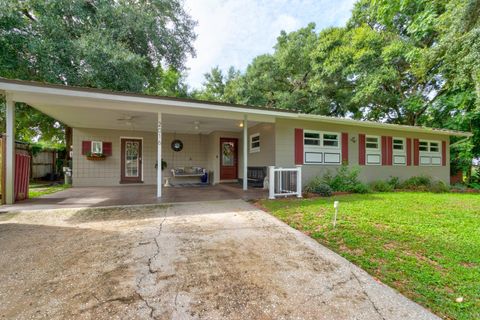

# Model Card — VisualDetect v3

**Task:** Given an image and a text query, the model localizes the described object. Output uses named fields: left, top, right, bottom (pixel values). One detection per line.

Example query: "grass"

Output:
left=258, top=192, right=480, bottom=320
left=29, top=183, right=70, bottom=198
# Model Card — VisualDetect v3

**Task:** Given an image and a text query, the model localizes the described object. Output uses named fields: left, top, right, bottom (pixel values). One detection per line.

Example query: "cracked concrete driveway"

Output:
left=0, top=200, right=439, bottom=319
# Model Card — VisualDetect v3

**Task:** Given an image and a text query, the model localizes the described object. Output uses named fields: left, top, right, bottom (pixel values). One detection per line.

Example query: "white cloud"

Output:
left=184, top=0, right=357, bottom=89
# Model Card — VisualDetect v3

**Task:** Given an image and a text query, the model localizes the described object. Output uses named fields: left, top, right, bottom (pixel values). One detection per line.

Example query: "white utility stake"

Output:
left=333, top=201, right=339, bottom=228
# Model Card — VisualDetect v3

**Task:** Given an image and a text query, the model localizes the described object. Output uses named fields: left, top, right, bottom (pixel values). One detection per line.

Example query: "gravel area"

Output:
left=0, top=200, right=439, bottom=319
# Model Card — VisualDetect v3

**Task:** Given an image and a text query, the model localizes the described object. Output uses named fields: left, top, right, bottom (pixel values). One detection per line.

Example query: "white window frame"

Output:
left=392, top=137, right=406, bottom=166
left=303, top=130, right=341, bottom=165
left=365, top=135, right=381, bottom=165
left=91, top=140, right=103, bottom=154
left=419, top=139, right=442, bottom=166
left=249, top=133, right=260, bottom=153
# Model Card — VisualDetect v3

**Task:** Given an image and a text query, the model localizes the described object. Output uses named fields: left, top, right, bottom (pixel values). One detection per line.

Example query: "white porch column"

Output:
left=5, top=94, right=15, bottom=204
left=243, top=114, right=248, bottom=191
left=157, top=112, right=162, bottom=198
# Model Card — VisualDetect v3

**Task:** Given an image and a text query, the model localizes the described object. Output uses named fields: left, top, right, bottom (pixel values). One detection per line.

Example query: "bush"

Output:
left=370, top=180, right=394, bottom=192
left=304, top=177, right=332, bottom=197
left=387, top=176, right=401, bottom=189
left=401, top=175, right=432, bottom=190
left=351, top=183, right=371, bottom=194
left=430, top=181, right=450, bottom=193
left=468, top=182, right=480, bottom=190
left=322, top=165, right=370, bottom=194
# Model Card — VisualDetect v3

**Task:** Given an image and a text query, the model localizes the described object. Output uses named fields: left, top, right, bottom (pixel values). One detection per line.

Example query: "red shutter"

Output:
left=413, top=139, right=420, bottom=166
left=387, top=136, right=393, bottom=165
left=341, top=132, right=349, bottom=164
left=358, top=134, right=366, bottom=165
left=442, top=141, right=447, bottom=166
left=406, top=138, right=412, bottom=166
left=294, top=128, right=304, bottom=165
left=82, top=141, right=91, bottom=155
left=103, top=142, right=112, bottom=156
left=381, top=136, right=387, bottom=165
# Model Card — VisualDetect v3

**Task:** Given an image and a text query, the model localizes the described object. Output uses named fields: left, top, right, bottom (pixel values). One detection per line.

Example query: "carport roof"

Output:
left=0, top=77, right=472, bottom=137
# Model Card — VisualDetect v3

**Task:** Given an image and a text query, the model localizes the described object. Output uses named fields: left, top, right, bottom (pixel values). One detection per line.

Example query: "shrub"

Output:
left=468, top=182, right=480, bottom=190
left=370, top=180, right=394, bottom=192
left=304, top=177, right=332, bottom=197
left=401, top=175, right=432, bottom=190
left=430, top=181, right=450, bottom=193
left=451, top=183, right=467, bottom=192
left=351, top=183, right=371, bottom=194
left=387, top=176, right=401, bottom=189
left=322, top=165, right=370, bottom=194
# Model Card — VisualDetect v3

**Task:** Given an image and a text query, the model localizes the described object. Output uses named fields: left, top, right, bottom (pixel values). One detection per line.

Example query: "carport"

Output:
left=1, top=183, right=267, bottom=211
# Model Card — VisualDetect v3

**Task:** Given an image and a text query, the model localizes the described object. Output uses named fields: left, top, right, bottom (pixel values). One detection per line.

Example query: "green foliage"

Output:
left=195, top=0, right=479, bottom=170
left=0, top=0, right=196, bottom=144
left=322, top=165, right=370, bottom=193
left=304, top=177, right=333, bottom=197
left=400, top=175, right=433, bottom=190
left=369, top=180, right=394, bottom=192
left=469, top=182, right=480, bottom=190
left=430, top=181, right=450, bottom=193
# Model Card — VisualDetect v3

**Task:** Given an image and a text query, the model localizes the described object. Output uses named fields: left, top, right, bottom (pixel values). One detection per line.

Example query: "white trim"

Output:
left=419, top=139, right=442, bottom=167
left=5, top=94, right=15, bottom=204
left=120, top=136, right=144, bottom=182
left=249, top=133, right=260, bottom=153
left=365, top=135, right=380, bottom=151
left=365, top=135, right=382, bottom=166
left=392, top=137, right=406, bottom=166
left=157, top=113, right=162, bottom=197
left=243, top=114, right=248, bottom=191
left=303, top=130, right=341, bottom=165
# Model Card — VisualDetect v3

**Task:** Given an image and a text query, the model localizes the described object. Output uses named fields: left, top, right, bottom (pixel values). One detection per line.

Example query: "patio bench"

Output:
left=246, top=166, right=267, bottom=188
left=171, top=167, right=206, bottom=178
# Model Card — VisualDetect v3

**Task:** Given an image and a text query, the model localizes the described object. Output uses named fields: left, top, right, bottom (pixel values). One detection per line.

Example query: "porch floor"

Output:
left=2, top=183, right=268, bottom=211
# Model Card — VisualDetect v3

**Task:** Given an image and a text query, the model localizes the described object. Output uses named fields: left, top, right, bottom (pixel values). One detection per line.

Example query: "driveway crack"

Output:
left=135, top=206, right=169, bottom=319
left=351, top=271, right=386, bottom=320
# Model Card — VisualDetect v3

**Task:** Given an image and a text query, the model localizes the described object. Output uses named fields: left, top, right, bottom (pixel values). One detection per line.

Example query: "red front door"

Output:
left=220, top=138, right=238, bottom=180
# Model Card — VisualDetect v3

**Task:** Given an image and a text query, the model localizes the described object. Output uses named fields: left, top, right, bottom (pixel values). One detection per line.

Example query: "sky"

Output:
left=183, top=0, right=357, bottom=89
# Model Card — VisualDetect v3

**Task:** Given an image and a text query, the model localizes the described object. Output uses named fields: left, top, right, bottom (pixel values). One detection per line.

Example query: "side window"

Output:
left=392, top=138, right=406, bottom=165
left=303, top=130, right=341, bottom=164
left=304, top=132, right=320, bottom=146
left=419, top=140, right=441, bottom=166
left=366, top=136, right=379, bottom=150
left=91, top=141, right=103, bottom=154
left=365, top=136, right=381, bottom=165
left=249, top=133, right=260, bottom=153
left=323, top=133, right=339, bottom=147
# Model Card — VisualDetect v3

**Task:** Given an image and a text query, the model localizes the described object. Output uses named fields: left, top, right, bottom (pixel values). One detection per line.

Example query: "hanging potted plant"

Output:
left=86, top=151, right=106, bottom=161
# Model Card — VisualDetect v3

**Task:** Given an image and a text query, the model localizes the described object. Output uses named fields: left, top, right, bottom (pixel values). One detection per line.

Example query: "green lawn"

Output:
left=258, top=192, right=480, bottom=320
left=29, top=183, right=70, bottom=198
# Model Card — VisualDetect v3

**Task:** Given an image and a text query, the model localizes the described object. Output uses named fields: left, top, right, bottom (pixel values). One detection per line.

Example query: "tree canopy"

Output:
left=0, top=0, right=196, bottom=144
left=196, top=0, right=480, bottom=174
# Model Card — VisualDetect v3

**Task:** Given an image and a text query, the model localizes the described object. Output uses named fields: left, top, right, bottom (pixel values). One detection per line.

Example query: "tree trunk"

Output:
left=64, top=125, right=72, bottom=164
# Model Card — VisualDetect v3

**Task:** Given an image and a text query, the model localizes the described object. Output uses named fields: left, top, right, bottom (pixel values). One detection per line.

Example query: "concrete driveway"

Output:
left=0, top=200, right=438, bottom=319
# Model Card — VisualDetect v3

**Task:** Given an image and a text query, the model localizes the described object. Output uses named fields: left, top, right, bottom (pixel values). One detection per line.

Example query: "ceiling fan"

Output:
left=117, top=114, right=137, bottom=126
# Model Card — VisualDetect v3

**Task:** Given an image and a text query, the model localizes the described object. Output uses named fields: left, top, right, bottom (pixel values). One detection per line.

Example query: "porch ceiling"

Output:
left=30, top=104, right=259, bottom=133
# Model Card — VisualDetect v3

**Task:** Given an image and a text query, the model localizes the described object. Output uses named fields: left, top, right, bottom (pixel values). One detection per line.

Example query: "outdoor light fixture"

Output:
left=193, top=120, right=200, bottom=130
left=239, top=122, right=244, bottom=128
left=351, top=136, right=357, bottom=143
